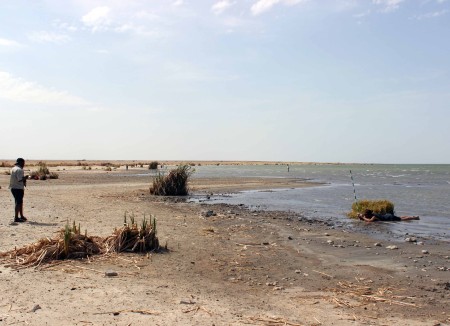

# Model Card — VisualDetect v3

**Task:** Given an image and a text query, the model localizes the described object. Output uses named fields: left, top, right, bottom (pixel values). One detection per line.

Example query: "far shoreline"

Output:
left=3, top=159, right=446, bottom=167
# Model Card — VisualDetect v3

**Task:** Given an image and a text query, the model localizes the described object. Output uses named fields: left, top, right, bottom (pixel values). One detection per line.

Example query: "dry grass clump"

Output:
left=150, top=164, right=194, bottom=196
left=100, top=162, right=120, bottom=168
left=104, top=212, right=158, bottom=253
left=30, top=162, right=59, bottom=180
left=0, top=215, right=160, bottom=269
left=330, top=281, right=418, bottom=307
left=149, top=161, right=159, bottom=170
left=347, top=199, right=395, bottom=219
left=0, top=222, right=101, bottom=269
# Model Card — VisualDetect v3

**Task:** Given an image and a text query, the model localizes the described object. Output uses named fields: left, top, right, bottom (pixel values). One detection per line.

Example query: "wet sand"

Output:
left=0, top=166, right=449, bottom=325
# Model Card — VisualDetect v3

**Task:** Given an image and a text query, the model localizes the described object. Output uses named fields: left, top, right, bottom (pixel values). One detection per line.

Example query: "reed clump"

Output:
left=149, top=164, right=194, bottom=196
left=0, top=214, right=160, bottom=269
left=347, top=199, right=395, bottom=219
left=149, top=161, right=159, bottom=170
left=30, top=162, right=59, bottom=180
left=104, top=212, right=158, bottom=253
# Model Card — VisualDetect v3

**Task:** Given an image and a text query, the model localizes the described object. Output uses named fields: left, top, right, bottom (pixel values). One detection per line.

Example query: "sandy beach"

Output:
left=0, top=164, right=449, bottom=325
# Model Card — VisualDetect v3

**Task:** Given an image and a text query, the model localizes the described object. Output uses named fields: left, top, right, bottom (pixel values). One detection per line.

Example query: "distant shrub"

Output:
left=347, top=199, right=395, bottom=219
left=49, top=172, right=59, bottom=179
left=37, top=162, right=50, bottom=175
left=150, top=165, right=194, bottom=196
left=101, top=162, right=119, bottom=168
left=105, top=166, right=112, bottom=171
left=31, top=162, right=58, bottom=180
left=149, top=161, right=159, bottom=170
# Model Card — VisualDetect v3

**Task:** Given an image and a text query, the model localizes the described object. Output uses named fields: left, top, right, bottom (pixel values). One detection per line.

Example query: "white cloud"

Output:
left=212, top=1, right=234, bottom=15
left=411, top=9, right=448, bottom=20
left=0, top=71, right=91, bottom=107
left=0, top=37, right=23, bottom=48
left=251, top=0, right=306, bottom=16
left=372, top=0, right=404, bottom=13
left=81, top=6, right=112, bottom=32
left=52, top=19, right=78, bottom=32
left=172, top=0, right=184, bottom=7
left=114, top=23, right=161, bottom=37
left=28, top=31, right=71, bottom=44
left=353, top=10, right=371, bottom=19
left=79, top=7, right=164, bottom=37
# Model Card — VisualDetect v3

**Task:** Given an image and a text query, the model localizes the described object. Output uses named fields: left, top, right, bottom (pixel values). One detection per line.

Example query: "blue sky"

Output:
left=1, top=0, right=449, bottom=163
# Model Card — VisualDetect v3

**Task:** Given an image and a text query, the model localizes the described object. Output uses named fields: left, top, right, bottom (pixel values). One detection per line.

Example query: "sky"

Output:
left=1, top=0, right=449, bottom=164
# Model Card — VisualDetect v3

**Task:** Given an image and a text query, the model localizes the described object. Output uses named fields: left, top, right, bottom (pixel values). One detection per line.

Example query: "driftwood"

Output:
left=330, top=281, right=419, bottom=308
left=247, top=316, right=304, bottom=326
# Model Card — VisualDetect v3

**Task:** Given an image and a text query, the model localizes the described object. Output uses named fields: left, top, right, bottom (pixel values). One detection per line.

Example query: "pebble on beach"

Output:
left=105, top=270, right=118, bottom=277
left=386, top=245, right=399, bottom=250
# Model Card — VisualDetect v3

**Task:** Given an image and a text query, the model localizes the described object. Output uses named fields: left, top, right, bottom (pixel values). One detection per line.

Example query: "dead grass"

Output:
left=30, top=162, right=59, bottom=180
left=0, top=216, right=159, bottom=269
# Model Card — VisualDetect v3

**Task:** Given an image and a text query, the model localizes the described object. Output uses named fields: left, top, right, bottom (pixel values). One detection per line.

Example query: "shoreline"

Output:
left=194, top=196, right=450, bottom=247
left=3, top=159, right=445, bottom=169
left=0, top=169, right=449, bottom=325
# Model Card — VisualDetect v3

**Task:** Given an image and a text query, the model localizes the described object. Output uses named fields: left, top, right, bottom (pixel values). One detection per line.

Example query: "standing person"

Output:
left=9, top=158, right=28, bottom=223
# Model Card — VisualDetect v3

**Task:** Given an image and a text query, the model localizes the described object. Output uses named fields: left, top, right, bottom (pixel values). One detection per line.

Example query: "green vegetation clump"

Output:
left=347, top=199, right=395, bottom=219
left=149, top=165, right=194, bottom=196
left=106, top=212, right=159, bottom=253
left=149, top=161, right=159, bottom=170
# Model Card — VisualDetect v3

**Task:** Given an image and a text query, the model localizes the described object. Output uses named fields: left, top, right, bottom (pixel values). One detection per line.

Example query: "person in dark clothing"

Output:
left=358, top=209, right=419, bottom=222
left=9, top=158, right=29, bottom=223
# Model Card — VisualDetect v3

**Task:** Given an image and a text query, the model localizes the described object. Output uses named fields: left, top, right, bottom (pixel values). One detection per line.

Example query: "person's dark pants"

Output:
left=11, top=189, right=24, bottom=210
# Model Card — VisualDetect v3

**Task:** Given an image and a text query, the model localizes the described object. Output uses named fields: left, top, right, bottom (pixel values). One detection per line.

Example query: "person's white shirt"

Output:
left=9, top=165, right=24, bottom=190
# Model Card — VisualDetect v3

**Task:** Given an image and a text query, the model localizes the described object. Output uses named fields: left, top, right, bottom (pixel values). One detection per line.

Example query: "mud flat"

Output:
left=0, top=167, right=449, bottom=325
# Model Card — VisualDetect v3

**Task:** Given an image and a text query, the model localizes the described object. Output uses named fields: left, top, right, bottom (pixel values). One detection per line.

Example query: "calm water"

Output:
left=189, top=164, right=450, bottom=242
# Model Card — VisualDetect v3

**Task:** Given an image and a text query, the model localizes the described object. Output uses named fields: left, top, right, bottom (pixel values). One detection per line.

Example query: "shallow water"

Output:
left=190, top=164, right=450, bottom=242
